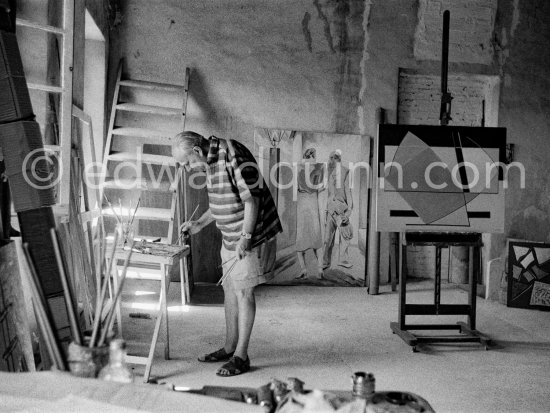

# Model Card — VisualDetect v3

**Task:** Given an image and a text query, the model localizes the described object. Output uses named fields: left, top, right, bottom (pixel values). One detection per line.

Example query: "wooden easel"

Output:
left=390, top=11, right=491, bottom=351
left=390, top=232, right=491, bottom=351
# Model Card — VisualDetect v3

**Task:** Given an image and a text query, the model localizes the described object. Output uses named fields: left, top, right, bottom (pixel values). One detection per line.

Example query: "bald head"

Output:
left=172, top=131, right=209, bottom=171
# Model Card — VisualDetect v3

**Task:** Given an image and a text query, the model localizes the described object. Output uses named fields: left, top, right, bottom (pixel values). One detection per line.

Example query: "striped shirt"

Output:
left=206, top=136, right=282, bottom=251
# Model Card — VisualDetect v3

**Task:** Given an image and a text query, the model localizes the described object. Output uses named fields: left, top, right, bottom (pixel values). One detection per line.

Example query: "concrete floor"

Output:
left=122, top=279, right=550, bottom=413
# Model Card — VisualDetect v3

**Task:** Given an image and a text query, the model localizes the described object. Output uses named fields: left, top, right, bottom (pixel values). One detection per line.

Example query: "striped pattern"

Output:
left=206, top=136, right=282, bottom=250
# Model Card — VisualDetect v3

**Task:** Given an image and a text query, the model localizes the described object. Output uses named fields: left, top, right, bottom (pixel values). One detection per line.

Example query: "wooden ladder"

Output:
left=101, top=60, right=189, bottom=244
left=15, top=1, right=74, bottom=205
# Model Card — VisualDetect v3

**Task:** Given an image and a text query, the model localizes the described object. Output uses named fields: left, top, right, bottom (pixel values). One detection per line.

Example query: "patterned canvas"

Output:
left=254, top=129, right=370, bottom=286
left=376, top=125, right=506, bottom=233
left=507, top=240, right=550, bottom=310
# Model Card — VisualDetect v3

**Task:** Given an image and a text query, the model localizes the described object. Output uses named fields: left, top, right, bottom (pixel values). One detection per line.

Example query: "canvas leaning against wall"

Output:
left=507, top=240, right=550, bottom=310
left=254, top=129, right=370, bottom=287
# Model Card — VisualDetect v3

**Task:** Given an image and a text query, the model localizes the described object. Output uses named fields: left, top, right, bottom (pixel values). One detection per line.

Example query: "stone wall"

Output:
left=106, top=0, right=550, bottom=284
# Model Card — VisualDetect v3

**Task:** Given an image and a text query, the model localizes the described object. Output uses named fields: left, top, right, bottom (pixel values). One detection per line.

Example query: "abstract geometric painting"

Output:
left=507, top=240, right=550, bottom=310
left=376, top=125, right=506, bottom=233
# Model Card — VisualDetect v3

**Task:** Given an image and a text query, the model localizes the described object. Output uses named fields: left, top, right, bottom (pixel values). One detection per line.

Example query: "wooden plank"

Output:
left=405, top=304, right=471, bottom=316
left=111, top=127, right=174, bottom=142
left=119, top=79, right=184, bottom=93
left=0, top=240, right=36, bottom=371
left=26, top=83, right=64, bottom=93
left=102, top=178, right=174, bottom=193
left=107, top=152, right=175, bottom=166
left=116, top=103, right=182, bottom=116
left=102, top=207, right=173, bottom=222
left=57, top=0, right=74, bottom=206
left=15, top=18, right=65, bottom=34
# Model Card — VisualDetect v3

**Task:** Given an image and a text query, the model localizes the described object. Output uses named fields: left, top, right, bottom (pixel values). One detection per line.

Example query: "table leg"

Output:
left=398, top=233, right=407, bottom=330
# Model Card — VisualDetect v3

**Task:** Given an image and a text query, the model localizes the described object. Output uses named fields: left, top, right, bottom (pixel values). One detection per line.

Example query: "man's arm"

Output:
left=180, top=209, right=214, bottom=235
left=236, top=197, right=260, bottom=259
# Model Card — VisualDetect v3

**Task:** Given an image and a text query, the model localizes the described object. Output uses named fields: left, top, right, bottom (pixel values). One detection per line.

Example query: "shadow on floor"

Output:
left=190, top=283, right=224, bottom=306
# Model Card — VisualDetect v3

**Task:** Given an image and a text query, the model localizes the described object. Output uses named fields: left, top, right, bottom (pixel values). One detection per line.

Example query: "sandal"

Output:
left=216, top=356, right=250, bottom=377
left=198, top=348, right=234, bottom=363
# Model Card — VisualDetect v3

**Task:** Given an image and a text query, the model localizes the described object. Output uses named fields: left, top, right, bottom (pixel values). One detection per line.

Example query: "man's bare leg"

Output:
left=218, top=287, right=255, bottom=375
left=234, top=286, right=255, bottom=359
left=223, top=284, right=239, bottom=353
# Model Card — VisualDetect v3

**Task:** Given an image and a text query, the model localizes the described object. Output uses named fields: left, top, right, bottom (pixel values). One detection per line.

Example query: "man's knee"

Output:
left=235, top=287, right=255, bottom=302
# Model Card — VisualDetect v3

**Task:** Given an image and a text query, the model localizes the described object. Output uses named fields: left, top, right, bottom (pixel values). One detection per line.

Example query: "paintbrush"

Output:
left=89, top=230, right=119, bottom=348
left=129, top=197, right=141, bottom=227
left=103, top=193, right=122, bottom=225
left=177, top=204, right=200, bottom=243
left=98, top=243, right=134, bottom=347
left=218, top=256, right=237, bottom=268
left=217, top=258, right=239, bottom=286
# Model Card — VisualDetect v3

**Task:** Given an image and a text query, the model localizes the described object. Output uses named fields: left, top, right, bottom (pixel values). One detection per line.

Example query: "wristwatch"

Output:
left=241, top=231, right=252, bottom=240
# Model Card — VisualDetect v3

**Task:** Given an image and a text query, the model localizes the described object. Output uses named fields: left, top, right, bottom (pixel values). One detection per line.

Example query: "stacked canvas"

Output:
left=0, top=28, right=55, bottom=212
left=0, top=31, right=33, bottom=123
left=0, top=122, right=55, bottom=211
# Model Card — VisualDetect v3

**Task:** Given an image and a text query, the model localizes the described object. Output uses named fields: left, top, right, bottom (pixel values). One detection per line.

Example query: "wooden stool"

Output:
left=111, top=242, right=190, bottom=382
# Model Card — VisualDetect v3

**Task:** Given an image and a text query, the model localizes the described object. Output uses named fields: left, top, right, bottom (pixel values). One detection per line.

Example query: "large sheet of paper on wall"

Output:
left=375, top=125, right=506, bottom=233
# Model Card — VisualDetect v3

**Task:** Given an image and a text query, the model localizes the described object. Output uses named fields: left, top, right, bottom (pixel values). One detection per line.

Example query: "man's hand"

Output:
left=236, top=236, right=252, bottom=260
left=179, top=220, right=201, bottom=235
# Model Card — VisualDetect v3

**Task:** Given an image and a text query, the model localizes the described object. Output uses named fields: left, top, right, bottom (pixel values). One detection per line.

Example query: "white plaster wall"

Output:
left=414, top=0, right=497, bottom=65
left=110, top=0, right=365, bottom=148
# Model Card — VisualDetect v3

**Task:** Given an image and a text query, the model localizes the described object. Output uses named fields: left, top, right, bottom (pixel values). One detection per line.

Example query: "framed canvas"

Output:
left=254, top=129, right=370, bottom=286
left=507, top=240, right=550, bottom=310
left=375, top=124, right=506, bottom=233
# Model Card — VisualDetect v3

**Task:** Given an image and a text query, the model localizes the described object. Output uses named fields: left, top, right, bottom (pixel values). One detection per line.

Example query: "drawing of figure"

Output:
left=295, top=148, right=325, bottom=279
left=323, top=150, right=353, bottom=269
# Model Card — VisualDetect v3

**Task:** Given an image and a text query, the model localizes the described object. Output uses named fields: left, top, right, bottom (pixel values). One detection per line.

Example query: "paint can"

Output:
left=351, top=371, right=375, bottom=399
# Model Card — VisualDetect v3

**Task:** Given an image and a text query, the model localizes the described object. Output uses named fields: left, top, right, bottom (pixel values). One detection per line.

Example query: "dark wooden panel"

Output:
left=185, top=174, right=221, bottom=284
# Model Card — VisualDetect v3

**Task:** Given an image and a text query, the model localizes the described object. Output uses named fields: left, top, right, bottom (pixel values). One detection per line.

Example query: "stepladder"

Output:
left=100, top=59, right=191, bottom=304
left=100, top=61, right=193, bottom=381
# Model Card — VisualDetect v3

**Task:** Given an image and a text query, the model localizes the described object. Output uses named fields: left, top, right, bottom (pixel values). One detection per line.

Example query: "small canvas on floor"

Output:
left=507, top=239, right=550, bottom=310
left=254, top=128, right=370, bottom=287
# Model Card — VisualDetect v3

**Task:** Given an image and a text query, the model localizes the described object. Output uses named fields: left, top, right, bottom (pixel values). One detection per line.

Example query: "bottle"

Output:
left=98, top=339, right=133, bottom=383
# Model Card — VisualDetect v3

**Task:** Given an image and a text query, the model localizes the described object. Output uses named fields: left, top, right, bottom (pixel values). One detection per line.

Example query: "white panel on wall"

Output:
left=414, top=0, right=497, bottom=65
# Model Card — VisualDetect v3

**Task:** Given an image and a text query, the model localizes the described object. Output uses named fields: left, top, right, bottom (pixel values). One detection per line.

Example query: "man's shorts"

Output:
left=220, top=237, right=277, bottom=290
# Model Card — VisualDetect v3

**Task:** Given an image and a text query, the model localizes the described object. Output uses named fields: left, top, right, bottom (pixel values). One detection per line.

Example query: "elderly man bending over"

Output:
left=174, top=131, right=281, bottom=377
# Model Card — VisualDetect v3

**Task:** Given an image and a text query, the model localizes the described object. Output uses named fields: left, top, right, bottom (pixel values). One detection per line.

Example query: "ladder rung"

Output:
left=102, top=178, right=175, bottom=193
left=16, top=18, right=66, bottom=35
left=111, top=127, right=174, bottom=143
left=107, top=152, right=175, bottom=166
left=102, top=207, right=173, bottom=221
left=116, top=103, right=182, bottom=116
left=43, top=145, right=61, bottom=152
left=27, top=83, right=65, bottom=94
left=119, top=79, right=185, bottom=93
